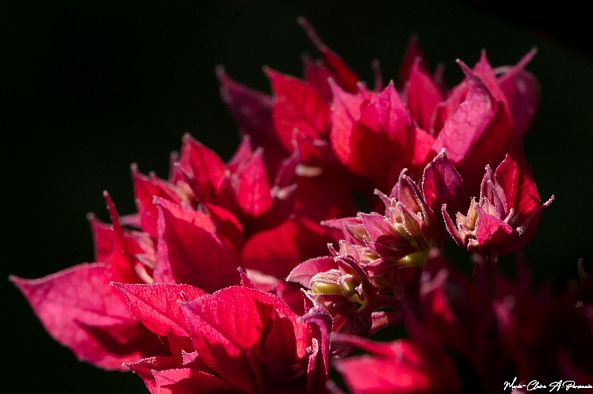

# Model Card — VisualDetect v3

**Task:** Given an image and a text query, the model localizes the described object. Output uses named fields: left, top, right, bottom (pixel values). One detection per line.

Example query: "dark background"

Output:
left=2, top=1, right=592, bottom=392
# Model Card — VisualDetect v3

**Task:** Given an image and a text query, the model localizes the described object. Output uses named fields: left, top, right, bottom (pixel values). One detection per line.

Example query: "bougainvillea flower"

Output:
left=287, top=255, right=381, bottom=337
left=115, top=283, right=332, bottom=393
left=136, top=133, right=338, bottom=282
left=431, top=52, right=539, bottom=191
left=333, top=334, right=462, bottom=394
left=11, top=133, right=335, bottom=369
left=171, top=137, right=332, bottom=278
left=220, top=20, right=540, bottom=207
left=324, top=150, right=462, bottom=283
left=16, top=18, right=593, bottom=394
left=286, top=152, right=462, bottom=336
left=443, top=146, right=554, bottom=255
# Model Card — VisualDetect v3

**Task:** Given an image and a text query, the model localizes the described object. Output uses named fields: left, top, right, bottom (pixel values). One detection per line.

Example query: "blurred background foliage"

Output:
left=2, top=1, right=592, bottom=392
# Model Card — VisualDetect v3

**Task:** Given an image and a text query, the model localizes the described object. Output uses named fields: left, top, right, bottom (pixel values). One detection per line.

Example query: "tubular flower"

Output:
left=442, top=146, right=554, bottom=255
left=287, top=255, right=380, bottom=336
left=287, top=151, right=462, bottom=336
left=324, top=150, right=462, bottom=287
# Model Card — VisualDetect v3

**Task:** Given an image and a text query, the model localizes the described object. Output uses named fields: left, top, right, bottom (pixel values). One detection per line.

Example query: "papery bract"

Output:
left=11, top=264, right=164, bottom=370
left=181, top=286, right=331, bottom=393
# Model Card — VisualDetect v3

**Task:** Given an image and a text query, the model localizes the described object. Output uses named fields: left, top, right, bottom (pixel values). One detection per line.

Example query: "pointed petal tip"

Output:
left=214, top=64, right=225, bottom=77
left=455, top=59, right=472, bottom=76
left=297, top=16, right=328, bottom=51
left=181, top=132, right=194, bottom=143
left=520, top=47, right=538, bottom=67
left=8, top=274, right=23, bottom=286
left=436, top=148, right=448, bottom=159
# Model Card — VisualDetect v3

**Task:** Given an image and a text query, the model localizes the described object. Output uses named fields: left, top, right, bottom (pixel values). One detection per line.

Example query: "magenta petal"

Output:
left=103, top=191, right=151, bottom=283
left=475, top=207, right=514, bottom=249
left=232, top=149, right=274, bottom=219
left=217, top=67, right=274, bottom=138
left=153, top=199, right=240, bottom=292
left=494, top=146, right=542, bottom=222
left=266, top=68, right=331, bottom=151
left=11, top=263, right=156, bottom=370
left=177, top=134, right=226, bottom=202
left=132, top=166, right=182, bottom=238
left=359, top=82, right=409, bottom=140
left=329, top=82, right=365, bottom=172
left=421, top=150, right=463, bottom=212
left=404, top=60, right=443, bottom=131
left=227, top=135, right=255, bottom=172
left=398, top=35, right=429, bottom=88
left=410, top=127, right=436, bottom=171
left=303, top=55, right=334, bottom=102
left=330, top=81, right=413, bottom=190
left=472, top=51, right=509, bottom=113
left=126, top=356, right=179, bottom=394
left=360, top=212, right=391, bottom=242
left=181, top=286, right=307, bottom=393
left=112, top=283, right=206, bottom=337
left=217, top=68, right=288, bottom=174
left=203, top=202, right=244, bottom=251
left=441, top=204, right=463, bottom=246
left=498, top=49, right=540, bottom=133
left=433, top=64, right=495, bottom=164
left=286, top=256, right=337, bottom=287
left=153, top=368, right=239, bottom=394
left=297, top=17, right=359, bottom=93
left=88, top=213, right=117, bottom=264
left=241, top=217, right=333, bottom=279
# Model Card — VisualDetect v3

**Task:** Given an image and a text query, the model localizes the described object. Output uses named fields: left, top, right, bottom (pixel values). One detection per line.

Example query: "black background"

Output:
left=2, top=1, right=592, bottom=392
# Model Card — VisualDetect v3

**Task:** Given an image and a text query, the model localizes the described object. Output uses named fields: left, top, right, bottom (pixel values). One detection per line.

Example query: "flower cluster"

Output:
left=12, top=19, right=592, bottom=393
